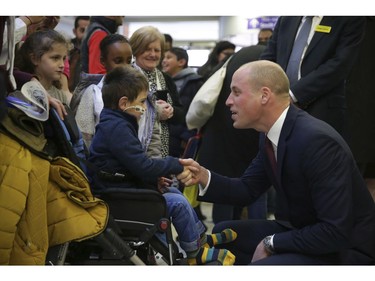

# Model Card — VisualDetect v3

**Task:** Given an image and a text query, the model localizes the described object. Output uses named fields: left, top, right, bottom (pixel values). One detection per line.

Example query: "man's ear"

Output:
left=260, top=87, right=271, bottom=104
left=118, top=96, right=129, bottom=111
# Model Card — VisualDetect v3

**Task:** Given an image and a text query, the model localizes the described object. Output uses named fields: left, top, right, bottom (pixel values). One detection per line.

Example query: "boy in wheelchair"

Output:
left=88, top=65, right=236, bottom=265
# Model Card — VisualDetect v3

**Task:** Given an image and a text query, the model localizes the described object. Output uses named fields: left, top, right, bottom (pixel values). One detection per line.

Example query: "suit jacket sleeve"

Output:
left=199, top=152, right=272, bottom=206
left=273, top=134, right=357, bottom=255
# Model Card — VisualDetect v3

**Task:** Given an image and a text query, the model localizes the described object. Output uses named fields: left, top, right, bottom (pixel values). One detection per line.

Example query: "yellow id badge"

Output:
left=315, top=25, right=331, bottom=33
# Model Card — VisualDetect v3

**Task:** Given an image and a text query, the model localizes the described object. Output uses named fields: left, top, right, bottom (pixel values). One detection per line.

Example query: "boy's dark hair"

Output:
left=164, top=33, right=173, bottom=44
left=74, top=16, right=90, bottom=29
left=102, top=66, right=148, bottom=110
left=169, top=47, right=189, bottom=68
left=100, top=33, right=130, bottom=59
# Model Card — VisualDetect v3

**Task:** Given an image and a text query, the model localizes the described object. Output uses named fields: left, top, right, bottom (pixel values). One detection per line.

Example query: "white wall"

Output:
left=54, top=16, right=276, bottom=67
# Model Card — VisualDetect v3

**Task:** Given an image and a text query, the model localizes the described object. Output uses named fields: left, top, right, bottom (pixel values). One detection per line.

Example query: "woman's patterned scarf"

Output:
left=132, top=62, right=172, bottom=158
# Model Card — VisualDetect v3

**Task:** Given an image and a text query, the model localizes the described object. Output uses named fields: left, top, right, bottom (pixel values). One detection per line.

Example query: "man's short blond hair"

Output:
left=241, top=60, right=290, bottom=97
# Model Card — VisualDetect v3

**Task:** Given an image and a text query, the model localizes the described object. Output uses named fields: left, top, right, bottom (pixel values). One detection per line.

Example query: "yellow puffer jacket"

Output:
left=0, top=120, right=108, bottom=265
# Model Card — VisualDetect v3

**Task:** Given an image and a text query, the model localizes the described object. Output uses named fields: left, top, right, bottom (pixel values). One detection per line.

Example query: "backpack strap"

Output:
left=47, top=107, right=85, bottom=168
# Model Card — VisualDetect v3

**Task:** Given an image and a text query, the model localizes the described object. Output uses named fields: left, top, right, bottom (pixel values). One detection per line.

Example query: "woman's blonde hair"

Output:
left=129, top=26, right=165, bottom=57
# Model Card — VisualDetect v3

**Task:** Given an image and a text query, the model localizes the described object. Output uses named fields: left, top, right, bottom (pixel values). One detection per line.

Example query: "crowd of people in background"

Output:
left=0, top=16, right=374, bottom=266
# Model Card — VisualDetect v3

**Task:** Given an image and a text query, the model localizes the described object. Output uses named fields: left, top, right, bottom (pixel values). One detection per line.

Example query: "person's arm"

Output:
left=155, top=100, right=173, bottom=121
left=60, top=66, right=72, bottom=104
left=47, top=94, right=67, bottom=120
left=16, top=16, right=44, bottom=43
left=1, top=17, right=44, bottom=65
left=179, top=151, right=270, bottom=206
left=21, top=76, right=67, bottom=120
left=88, top=30, right=107, bottom=74
left=273, top=137, right=356, bottom=256
left=107, top=121, right=183, bottom=182
left=75, top=85, right=97, bottom=147
left=178, top=158, right=210, bottom=187
left=251, top=234, right=274, bottom=263
left=198, top=169, right=211, bottom=196
left=291, top=17, right=366, bottom=107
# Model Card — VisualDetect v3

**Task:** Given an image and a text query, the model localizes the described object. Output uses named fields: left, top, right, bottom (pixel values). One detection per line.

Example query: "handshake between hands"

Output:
left=157, top=159, right=208, bottom=194
left=177, top=158, right=208, bottom=187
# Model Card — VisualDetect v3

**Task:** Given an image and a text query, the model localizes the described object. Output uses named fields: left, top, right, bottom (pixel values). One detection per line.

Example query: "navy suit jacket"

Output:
left=201, top=105, right=375, bottom=263
left=260, top=16, right=366, bottom=139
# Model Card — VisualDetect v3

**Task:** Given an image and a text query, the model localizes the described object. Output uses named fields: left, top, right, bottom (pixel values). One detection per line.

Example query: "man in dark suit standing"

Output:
left=260, top=16, right=366, bottom=142
left=179, top=60, right=375, bottom=265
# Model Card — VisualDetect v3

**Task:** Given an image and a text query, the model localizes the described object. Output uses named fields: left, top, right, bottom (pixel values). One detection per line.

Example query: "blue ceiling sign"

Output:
left=247, top=16, right=279, bottom=29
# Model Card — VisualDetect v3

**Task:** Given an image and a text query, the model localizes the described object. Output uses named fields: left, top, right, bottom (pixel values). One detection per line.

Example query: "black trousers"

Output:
left=212, top=219, right=339, bottom=265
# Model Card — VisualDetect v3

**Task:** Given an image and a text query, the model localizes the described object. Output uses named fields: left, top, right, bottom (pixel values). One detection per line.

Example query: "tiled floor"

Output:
left=200, top=202, right=214, bottom=233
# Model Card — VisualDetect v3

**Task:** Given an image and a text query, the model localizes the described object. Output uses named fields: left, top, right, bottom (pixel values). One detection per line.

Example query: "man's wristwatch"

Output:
left=263, top=235, right=275, bottom=255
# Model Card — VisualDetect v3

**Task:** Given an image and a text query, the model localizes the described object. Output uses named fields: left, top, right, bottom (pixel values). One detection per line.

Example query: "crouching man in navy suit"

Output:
left=179, top=60, right=375, bottom=265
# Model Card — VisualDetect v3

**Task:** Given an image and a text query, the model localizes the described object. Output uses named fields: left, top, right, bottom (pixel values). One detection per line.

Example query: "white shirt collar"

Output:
left=267, top=106, right=289, bottom=148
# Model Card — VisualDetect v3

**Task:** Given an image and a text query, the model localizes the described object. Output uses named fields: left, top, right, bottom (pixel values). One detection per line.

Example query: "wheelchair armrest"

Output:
left=98, top=188, right=168, bottom=230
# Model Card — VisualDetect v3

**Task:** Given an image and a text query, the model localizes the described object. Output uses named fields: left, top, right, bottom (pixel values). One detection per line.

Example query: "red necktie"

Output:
left=265, top=137, right=277, bottom=176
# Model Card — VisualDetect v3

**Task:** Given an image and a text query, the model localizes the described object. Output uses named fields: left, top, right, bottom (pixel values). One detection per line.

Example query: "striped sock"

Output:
left=202, top=228, right=237, bottom=248
left=187, top=247, right=236, bottom=265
